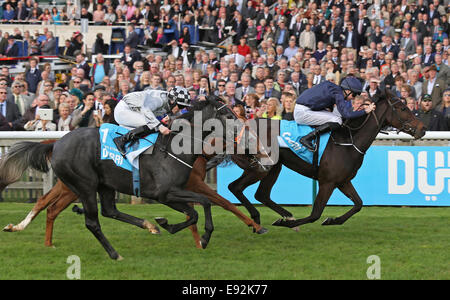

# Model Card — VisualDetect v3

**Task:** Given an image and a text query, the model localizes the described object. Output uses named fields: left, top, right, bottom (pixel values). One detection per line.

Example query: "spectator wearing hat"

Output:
left=422, top=64, right=446, bottom=109
left=413, top=94, right=448, bottom=131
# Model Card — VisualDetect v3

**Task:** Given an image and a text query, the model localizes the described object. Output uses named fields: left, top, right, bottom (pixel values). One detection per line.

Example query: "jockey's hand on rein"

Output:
left=159, top=125, right=171, bottom=135
left=364, top=102, right=376, bottom=114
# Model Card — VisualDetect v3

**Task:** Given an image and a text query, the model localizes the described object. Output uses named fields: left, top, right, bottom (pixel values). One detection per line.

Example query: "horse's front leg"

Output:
left=273, top=181, right=336, bottom=228
left=322, top=181, right=363, bottom=226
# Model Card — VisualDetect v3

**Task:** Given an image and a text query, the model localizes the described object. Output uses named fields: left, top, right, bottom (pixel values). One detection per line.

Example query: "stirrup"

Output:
left=113, top=136, right=129, bottom=157
left=300, top=136, right=317, bottom=152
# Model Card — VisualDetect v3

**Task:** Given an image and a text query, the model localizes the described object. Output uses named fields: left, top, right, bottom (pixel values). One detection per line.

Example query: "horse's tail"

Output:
left=0, top=141, right=54, bottom=191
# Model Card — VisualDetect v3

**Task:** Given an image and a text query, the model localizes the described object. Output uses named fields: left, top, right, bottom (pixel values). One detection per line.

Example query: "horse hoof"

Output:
left=271, top=219, right=285, bottom=227
left=155, top=217, right=168, bottom=226
left=200, top=238, right=208, bottom=249
left=322, top=218, right=333, bottom=226
left=116, top=255, right=124, bottom=261
left=143, top=220, right=161, bottom=235
left=256, top=227, right=268, bottom=234
left=3, top=224, right=16, bottom=232
left=291, top=226, right=300, bottom=232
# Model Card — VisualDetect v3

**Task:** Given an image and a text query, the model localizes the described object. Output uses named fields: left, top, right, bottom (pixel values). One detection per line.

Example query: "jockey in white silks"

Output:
left=113, top=86, right=191, bottom=156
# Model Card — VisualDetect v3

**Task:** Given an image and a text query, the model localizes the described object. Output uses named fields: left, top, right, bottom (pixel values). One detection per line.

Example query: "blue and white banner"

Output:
left=217, top=146, right=450, bottom=206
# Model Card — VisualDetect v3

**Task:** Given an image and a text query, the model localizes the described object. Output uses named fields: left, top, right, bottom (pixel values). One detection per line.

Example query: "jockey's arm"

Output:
left=335, top=94, right=367, bottom=119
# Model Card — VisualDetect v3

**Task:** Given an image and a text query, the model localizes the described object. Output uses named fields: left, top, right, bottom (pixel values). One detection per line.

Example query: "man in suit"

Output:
left=289, top=72, right=305, bottom=96
left=400, top=29, right=416, bottom=56
left=179, top=42, right=194, bottom=68
left=422, top=45, right=436, bottom=66
left=274, top=20, right=289, bottom=48
left=125, top=25, right=140, bottom=49
left=0, top=31, right=8, bottom=55
left=0, top=86, right=21, bottom=130
left=231, top=13, right=247, bottom=44
left=342, top=22, right=359, bottom=50
left=235, top=74, right=255, bottom=101
left=264, top=77, right=281, bottom=100
left=382, top=36, right=399, bottom=59
left=2, top=37, right=19, bottom=58
left=422, top=65, right=446, bottom=109
left=75, top=52, right=91, bottom=80
left=120, top=44, right=142, bottom=73
left=311, top=65, right=325, bottom=85
left=8, top=80, right=34, bottom=115
left=435, top=54, right=450, bottom=86
left=40, top=31, right=57, bottom=56
left=354, top=11, right=370, bottom=46
left=224, top=81, right=244, bottom=106
left=59, top=39, right=76, bottom=57
left=15, top=1, right=28, bottom=21
left=25, top=57, right=41, bottom=94
left=201, top=8, right=216, bottom=42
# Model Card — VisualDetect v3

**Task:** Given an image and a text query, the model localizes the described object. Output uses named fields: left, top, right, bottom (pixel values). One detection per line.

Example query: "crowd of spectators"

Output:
left=0, top=0, right=449, bottom=132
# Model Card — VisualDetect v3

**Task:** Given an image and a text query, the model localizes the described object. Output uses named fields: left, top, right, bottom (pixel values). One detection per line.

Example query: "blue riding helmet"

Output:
left=340, top=77, right=363, bottom=94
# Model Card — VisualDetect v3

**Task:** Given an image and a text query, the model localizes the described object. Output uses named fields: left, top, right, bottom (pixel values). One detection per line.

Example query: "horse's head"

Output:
left=373, top=89, right=426, bottom=139
left=198, top=96, right=270, bottom=172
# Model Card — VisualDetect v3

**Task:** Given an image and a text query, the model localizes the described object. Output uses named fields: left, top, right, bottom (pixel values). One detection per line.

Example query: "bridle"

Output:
left=160, top=98, right=268, bottom=170
left=337, top=94, right=417, bottom=155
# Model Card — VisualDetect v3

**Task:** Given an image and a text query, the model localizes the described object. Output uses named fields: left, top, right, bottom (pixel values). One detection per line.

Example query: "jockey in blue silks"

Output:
left=294, top=76, right=376, bottom=151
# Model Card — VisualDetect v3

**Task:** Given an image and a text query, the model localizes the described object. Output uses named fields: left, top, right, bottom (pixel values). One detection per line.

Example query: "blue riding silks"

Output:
left=99, top=123, right=159, bottom=197
left=279, top=120, right=330, bottom=165
left=98, top=123, right=158, bottom=171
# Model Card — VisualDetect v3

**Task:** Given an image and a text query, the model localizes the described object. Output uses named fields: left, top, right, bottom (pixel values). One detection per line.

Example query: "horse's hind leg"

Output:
left=322, top=181, right=363, bottom=226
left=157, top=188, right=214, bottom=249
left=45, top=182, right=78, bottom=247
left=98, top=185, right=160, bottom=234
left=254, top=163, right=296, bottom=223
left=58, top=175, right=121, bottom=260
left=228, top=170, right=265, bottom=225
left=273, top=181, right=335, bottom=228
left=3, top=179, right=65, bottom=232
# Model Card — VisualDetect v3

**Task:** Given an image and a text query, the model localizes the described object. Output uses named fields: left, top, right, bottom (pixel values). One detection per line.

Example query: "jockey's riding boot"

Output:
left=300, top=122, right=340, bottom=152
left=113, top=125, right=153, bottom=156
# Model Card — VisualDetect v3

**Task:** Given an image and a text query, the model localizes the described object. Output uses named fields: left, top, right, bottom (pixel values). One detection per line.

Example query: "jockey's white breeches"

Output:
left=114, top=100, right=149, bottom=129
left=293, top=104, right=342, bottom=126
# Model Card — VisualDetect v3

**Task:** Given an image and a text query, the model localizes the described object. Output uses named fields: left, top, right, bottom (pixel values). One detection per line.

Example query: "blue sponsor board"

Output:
left=217, top=146, right=450, bottom=206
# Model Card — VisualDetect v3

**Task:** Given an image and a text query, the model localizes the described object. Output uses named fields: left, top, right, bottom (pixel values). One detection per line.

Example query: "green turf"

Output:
left=0, top=203, right=448, bottom=280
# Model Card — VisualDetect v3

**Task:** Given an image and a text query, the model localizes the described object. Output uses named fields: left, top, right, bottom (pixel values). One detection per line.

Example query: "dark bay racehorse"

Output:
left=227, top=90, right=426, bottom=229
left=0, top=97, right=244, bottom=260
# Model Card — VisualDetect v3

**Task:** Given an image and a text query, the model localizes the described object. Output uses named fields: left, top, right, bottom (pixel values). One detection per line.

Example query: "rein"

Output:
left=334, top=95, right=404, bottom=155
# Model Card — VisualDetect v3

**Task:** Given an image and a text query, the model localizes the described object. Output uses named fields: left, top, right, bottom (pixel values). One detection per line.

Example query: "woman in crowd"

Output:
left=243, top=93, right=260, bottom=120
left=261, top=97, right=282, bottom=120
left=233, top=104, right=247, bottom=121
left=56, top=102, right=73, bottom=131
left=281, top=93, right=295, bottom=121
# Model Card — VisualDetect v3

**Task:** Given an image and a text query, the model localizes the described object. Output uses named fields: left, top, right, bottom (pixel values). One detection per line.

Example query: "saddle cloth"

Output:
left=278, top=120, right=330, bottom=165
left=99, top=123, right=158, bottom=171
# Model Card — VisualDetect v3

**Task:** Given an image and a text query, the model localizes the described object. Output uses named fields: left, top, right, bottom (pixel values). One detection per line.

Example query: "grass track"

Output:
left=0, top=203, right=449, bottom=280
